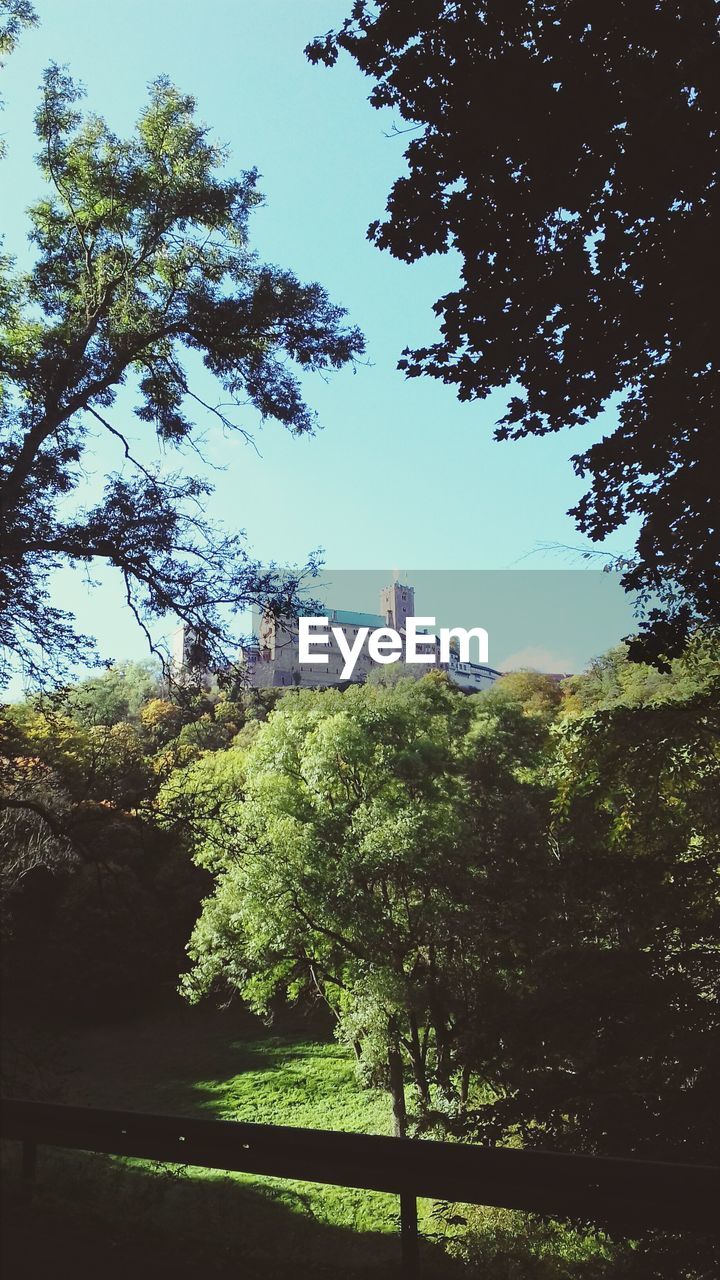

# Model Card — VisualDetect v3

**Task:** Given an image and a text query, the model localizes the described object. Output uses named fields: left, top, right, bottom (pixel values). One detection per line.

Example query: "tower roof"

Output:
left=329, top=608, right=386, bottom=628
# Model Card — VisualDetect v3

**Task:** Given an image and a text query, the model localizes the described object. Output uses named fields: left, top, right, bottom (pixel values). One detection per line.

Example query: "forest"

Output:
left=1, top=1, right=719, bottom=1275
left=2, top=645, right=718, bottom=1276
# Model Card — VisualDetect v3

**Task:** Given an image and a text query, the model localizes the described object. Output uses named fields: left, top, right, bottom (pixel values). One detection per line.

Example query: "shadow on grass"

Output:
left=1, top=1145, right=468, bottom=1279
left=3, top=1002, right=392, bottom=1140
left=3, top=1003, right=344, bottom=1114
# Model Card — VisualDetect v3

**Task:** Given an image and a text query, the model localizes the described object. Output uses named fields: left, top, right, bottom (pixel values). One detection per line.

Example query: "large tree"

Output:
left=488, top=635, right=720, bottom=1170
left=172, top=674, right=552, bottom=1136
left=0, top=58, right=363, bottom=686
left=308, top=2, right=720, bottom=662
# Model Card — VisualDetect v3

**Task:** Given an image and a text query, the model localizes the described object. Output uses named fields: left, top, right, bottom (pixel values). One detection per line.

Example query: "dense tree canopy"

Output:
left=0, top=58, right=363, bottom=686
left=503, top=638, right=720, bottom=1164
left=175, top=675, right=553, bottom=1134
left=308, top=1, right=720, bottom=661
left=0, top=661, right=282, bottom=1014
left=170, top=653, right=719, bottom=1190
left=2, top=647, right=718, bottom=1271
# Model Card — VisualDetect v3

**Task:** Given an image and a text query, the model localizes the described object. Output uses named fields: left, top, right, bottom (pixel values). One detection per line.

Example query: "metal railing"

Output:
left=2, top=1097, right=718, bottom=1276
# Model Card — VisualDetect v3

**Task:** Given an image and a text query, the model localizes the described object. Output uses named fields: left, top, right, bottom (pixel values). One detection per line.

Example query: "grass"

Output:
left=1, top=1000, right=463, bottom=1277
left=2, top=1001, right=698, bottom=1278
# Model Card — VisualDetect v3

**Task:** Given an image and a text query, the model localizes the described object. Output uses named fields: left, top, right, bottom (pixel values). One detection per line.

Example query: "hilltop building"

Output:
left=240, top=579, right=501, bottom=692
left=171, top=580, right=502, bottom=691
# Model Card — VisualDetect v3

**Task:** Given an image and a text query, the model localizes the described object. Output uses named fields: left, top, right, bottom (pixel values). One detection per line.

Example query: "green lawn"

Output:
left=1, top=1001, right=464, bottom=1277
left=1, top=1001, right=671, bottom=1279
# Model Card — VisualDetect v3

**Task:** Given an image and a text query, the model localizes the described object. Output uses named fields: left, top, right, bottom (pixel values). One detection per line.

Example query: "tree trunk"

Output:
left=408, top=1012, right=431, bottom=1110
left=387, top=1022, right=418, bottom=1278
left=388, top=1033, right=407, bottom=1139
left=459, top=1062, right=471, bottom=1114
left=433, top=1016, right=453, bottom=1101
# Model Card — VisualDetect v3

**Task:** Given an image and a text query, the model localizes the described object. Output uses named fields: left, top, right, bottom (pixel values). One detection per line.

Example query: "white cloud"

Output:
left=497, top=646, right=576, bottom=674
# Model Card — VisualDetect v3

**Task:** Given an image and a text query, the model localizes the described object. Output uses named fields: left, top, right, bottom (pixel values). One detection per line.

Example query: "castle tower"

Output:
left=379, top=579, right=415, bottom=631
left=170, top=623, right=209, bottom=672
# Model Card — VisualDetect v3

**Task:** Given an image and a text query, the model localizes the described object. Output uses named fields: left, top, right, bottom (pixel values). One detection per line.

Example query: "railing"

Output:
left=2, top=1097, right=719, bottom=1277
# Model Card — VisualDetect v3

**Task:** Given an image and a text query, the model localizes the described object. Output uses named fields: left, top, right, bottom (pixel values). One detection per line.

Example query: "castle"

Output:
left=237, top=579, right=502, bottom=692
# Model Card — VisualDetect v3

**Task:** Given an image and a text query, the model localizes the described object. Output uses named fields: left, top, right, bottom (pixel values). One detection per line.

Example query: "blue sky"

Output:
left=1, top=1, right=636, bottom=678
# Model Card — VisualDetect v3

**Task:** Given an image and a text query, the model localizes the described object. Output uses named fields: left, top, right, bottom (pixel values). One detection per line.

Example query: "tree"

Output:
left=175, top=675, right=552, bottom=1135
left=480, top=669, right=565, bottom=730
left=0, top=663, right=208, bottom=1018
left=0, top=754, right=74, bottom=916
left=0, top=63, right=363, bottom=686
left=307, top=2, right=720, bottom=661
left=561, top=632, right=720, bottom=714
left=63, top=661, right=162, bottom=727
left=0, top=2, right=36, bottom=114
left=493, top=637, right=720, bottom=1169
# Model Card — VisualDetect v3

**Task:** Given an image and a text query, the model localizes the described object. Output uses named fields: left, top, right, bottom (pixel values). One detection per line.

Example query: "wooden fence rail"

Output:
left=2, top=1097, right=719, bottom=1276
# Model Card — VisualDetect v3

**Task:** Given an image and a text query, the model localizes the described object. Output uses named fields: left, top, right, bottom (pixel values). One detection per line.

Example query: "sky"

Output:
left=286, top=570, right=636, bottom=676
left=1, top=1, right=637, bottom=681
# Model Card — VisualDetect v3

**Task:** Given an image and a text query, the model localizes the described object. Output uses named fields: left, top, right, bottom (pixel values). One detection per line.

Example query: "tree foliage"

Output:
left=2, top=645, right=718, bottom=1273
left=0, top=662, right=279, bottom=1014
left=175, top=653, right=719, bottom=1183
left=178, top=675, right=553, bottom=1133
left=0, top=64, right=363, bottom=685
left=0, top=1, right=36, bottom=91
left=308, top=2, right=720, bottom=660
left=496, top=642, right=720, bottom=1166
